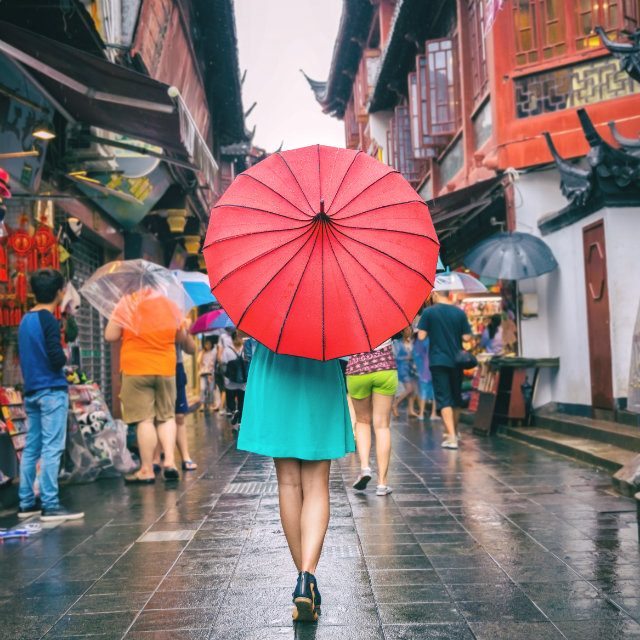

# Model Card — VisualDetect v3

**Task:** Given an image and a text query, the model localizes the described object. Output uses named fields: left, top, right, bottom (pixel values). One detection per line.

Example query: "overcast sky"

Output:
left=234, top=0, right=345, bottom=152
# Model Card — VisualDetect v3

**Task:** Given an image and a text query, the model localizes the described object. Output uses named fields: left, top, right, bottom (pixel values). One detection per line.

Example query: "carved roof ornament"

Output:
left=578, top=109, right=640, bottom=190
left=543, top=108, right=640, bottom=210
left=608, top=121, right=640, bottom=158
left=542, top=131, right=593, bottom=207
left=596, top=26, right=640, bottom=82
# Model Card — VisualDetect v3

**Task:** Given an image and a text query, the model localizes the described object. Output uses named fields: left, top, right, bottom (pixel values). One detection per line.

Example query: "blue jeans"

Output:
left=19, top=389, right=68, bottom=510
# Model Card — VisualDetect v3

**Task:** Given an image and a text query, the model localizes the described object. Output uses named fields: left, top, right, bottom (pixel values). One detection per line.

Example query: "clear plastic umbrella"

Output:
left=80, top=259, right=191, bottom=334
left=434, top=270, right=488, bottom=293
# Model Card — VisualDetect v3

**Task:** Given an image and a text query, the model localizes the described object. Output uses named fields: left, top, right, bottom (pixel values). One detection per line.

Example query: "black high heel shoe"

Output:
left=292, top=571, right=319, bottom=622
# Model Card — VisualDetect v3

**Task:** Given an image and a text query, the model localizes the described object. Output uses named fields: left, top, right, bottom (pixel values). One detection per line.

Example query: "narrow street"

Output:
left=1, top=414, right=638, bottom=640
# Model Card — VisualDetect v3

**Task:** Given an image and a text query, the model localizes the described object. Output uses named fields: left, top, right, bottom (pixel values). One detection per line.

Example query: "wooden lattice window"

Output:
left=344, top=98, right=359, bottom=149
left=468, top=0, right=489, bottom=104
left=576, top=0, right=627, bottom=49
left=513, top=0, right=567, bottom=65
left=354, top=50, right=380, bottom=120
left=392, top=106, right=424, bottom=184
left=408, top=72, right=434, bottom=159
left=513, top=0, right=640, bottom=66
left=417, top=39, right=460, bottom=151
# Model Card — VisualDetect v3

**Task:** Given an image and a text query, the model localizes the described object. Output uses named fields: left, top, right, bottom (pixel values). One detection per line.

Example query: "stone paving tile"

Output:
left=2, top=412, right=640, bottom=639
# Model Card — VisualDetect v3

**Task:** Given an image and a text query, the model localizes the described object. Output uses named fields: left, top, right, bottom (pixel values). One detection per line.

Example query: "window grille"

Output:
left=513, top=0, right=640, bottom=66
left=392, top=105, right=424, bottom=185
left=417, top=39, right=460, bottom=151
left=468, top=0, right=489, bottom=104
left=344, top=99, right=359, bottom=149
left=408, top=72, right=436, bottom=159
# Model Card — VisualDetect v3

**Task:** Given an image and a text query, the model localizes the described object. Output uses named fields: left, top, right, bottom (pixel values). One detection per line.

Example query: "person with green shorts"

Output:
left=346, top=339, right=398, bottom=496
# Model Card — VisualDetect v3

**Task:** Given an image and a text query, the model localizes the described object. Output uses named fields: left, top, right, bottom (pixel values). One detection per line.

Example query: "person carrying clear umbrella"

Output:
left=81, top=260, right=192, bottom=483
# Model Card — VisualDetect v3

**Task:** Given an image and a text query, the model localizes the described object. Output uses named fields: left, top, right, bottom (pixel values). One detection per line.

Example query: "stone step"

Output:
left=533, top=411, right=640, bottom=452
left=503, top=425, right=637, bottom=475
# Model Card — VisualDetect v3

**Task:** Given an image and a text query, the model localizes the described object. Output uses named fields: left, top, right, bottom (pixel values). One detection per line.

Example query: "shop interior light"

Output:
left=32, top=123, right=56, bottom=141
left=462, top=296, right=503, bottom=303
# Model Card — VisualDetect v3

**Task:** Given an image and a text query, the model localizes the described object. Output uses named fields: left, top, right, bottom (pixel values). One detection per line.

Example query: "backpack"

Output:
left=225, top=347, right=247, bottom=384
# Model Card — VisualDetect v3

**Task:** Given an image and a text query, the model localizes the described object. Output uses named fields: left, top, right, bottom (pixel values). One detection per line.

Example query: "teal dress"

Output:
left=237, top=343, right=355, bottom=460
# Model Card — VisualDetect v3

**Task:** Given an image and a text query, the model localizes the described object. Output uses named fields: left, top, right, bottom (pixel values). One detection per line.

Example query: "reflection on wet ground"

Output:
left=0, top=412, right=638, bottom=639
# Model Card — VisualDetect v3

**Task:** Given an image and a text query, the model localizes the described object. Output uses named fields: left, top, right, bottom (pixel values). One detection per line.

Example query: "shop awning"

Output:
left=426, top=176, right=506, bottom=267
left=0, top=22, right=217, bottom=187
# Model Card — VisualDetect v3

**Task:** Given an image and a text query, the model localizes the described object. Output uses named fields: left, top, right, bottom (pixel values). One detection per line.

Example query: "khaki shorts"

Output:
left=120, top=374, right=176, bottom=424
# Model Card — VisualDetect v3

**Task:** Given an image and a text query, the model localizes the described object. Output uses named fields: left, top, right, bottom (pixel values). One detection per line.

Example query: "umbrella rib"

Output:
left=211, top=203, right=310, bottom=223
left=325, top=225, right=411, bottom=327
left=329, top=224, right=435, bottom=290
left=328, top=170, right=398, bottom=219
left=275, top=152, right=316, bottom=215
left=275, top=224, right=322, bottom=353
left=321, top=221, right=325, bottom=360
left=210, top=225, right=315, bottom=289
left=331, top=221, right=440, bottom=245
left=331, top=199, right=425, bottom=222
left=325, top=228, right=373, bottom=352
left=237, top=173, right=314, bottom=219
left=203, top=222, right=313, bottom=248
left=325, top=151, right=361, bottom=214
left=234, top=222, right=320, bottom=328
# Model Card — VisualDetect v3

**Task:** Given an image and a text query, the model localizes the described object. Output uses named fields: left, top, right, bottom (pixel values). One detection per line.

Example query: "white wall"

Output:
left=605, top=208, right=640, bottom=399
left=369, top=111, right=393, bottom=163
left=513, top=169, right=639, bottom=407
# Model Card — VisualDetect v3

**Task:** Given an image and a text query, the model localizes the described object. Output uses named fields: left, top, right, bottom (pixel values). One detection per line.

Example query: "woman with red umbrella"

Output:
left=204, top=145, right=438, bottom=622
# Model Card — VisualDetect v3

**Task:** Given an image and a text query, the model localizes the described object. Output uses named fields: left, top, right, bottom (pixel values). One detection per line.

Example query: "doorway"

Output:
left=583, top=220, right=614, bottom=410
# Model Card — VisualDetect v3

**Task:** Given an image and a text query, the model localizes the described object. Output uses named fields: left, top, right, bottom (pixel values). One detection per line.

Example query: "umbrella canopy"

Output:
left=464, top=232, right=558, bottom=280
left=190, top=309, right=224, bottom=335
left=80, top=259, right=190, bottom=334
left=172, top=270, right=217, bottom=307
left=204, top=144, right=439, bottom=360
left=210, top=311, right=235, bottom=330
left=434, top=271, right=488, bottom=293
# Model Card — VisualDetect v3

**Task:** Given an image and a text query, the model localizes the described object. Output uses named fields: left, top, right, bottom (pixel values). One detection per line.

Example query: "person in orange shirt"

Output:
left=105, top=290, right=188, bottom=483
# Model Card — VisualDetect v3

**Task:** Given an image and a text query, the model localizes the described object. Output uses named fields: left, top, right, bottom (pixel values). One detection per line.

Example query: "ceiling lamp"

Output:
left=32, top=122, right=56, bottom=141
left=165, top=209, right=188, bottom=233
left=183, top=235, right=201, bottom=255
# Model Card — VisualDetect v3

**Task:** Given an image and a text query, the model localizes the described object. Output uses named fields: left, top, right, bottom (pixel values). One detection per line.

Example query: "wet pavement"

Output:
left=1, top=411, right=639, bottom=640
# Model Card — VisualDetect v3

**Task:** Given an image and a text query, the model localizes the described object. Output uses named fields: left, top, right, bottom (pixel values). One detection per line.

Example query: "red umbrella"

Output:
left=203, top=145, right=439, bottom=360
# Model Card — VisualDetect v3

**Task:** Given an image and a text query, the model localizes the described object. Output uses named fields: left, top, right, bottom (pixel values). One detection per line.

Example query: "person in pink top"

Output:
left=345, top=340, right=398, bottom=496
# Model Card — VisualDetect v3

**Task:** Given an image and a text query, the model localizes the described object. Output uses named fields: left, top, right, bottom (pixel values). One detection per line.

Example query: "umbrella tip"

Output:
left=319, top=199, right=325, bottom=214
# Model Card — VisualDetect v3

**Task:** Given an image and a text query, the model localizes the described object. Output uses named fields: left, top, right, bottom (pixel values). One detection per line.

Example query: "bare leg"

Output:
left=418, top=397, right=426, bottom=419
left=372, top=393, right=393, bottom=486
left=440, top=407, right=457, bottom=439
left=136, top=419, right=157, bottom=478
left=453, top=408, right=461, bottom=437
left=275, top=458, right=303, bottom=571
left=408, top=385, right=420, bottom=417
left=300, top=460, right=331, bottom=574
left=156, top=419, right=177, bottom=469
left=152, top=441, right=162, bottom=467
left=175, top=414, right=196, bottom=468
left=430, top=400, right=437, bottom=419
left=351, top=396, right=372, bottom=471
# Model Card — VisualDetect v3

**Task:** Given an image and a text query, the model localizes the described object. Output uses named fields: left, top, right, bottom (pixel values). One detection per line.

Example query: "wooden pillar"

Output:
left=455, top=0, right=475, bottom=187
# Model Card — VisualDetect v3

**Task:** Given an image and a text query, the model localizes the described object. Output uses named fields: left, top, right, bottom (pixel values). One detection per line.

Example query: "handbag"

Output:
left=455, top=349, right=478, bottom=369
left=224, top=348, right=248, bottom=384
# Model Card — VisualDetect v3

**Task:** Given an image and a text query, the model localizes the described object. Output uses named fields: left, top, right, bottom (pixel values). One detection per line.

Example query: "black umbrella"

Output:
left=464, top=232, right=558, bottom=281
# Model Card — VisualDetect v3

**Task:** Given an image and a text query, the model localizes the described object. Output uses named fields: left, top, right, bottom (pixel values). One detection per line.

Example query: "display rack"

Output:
left=0, top=387, right=26, bottom=489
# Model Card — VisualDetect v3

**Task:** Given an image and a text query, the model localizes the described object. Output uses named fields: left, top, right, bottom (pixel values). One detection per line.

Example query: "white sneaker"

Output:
left=353, top=468, right=372, bottom=491
left=441, top=437, right=459, bottom=449
left=376, top=485, right=393, bottom=496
